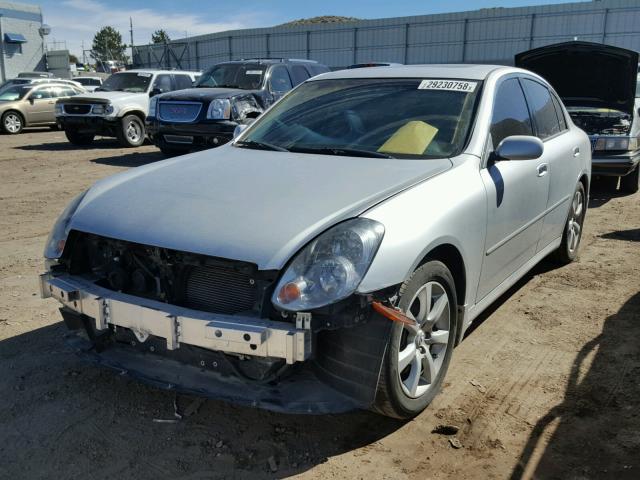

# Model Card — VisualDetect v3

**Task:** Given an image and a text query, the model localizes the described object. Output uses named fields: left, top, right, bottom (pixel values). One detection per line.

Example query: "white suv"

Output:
left=55, top=70, right=199, bottom=147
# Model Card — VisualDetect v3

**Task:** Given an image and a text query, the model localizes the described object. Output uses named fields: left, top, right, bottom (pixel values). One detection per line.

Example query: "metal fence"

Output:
left=133, top=0, right=640, bottom=71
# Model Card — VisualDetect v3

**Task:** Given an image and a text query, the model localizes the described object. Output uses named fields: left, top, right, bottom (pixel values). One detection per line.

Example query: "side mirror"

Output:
left=233, top=123, right=249, bottom=139
left=29, top=97, right=35, bottom=104
left=149, top=88, right=162, bottom=97
left=495, top=135, right=544, bottom=161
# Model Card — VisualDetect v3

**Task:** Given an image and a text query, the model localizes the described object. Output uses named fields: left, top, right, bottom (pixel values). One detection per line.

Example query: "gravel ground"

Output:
left=1, top=129, right=639, bottom=480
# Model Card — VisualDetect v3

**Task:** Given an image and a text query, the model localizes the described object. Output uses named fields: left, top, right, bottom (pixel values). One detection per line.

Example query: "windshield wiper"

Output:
left=235, top=140, right=289, bottom=152
left=288, top=146, right=394, bottom=159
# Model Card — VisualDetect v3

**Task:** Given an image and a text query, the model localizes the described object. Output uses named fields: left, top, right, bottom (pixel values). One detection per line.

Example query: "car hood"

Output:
left=158, top=87, right=259, bottom=102
left=69, top=146, right=451, bottom=270
left=58, top=91, right=146, bottom=104
left=515, top=41, right=639, bottom=114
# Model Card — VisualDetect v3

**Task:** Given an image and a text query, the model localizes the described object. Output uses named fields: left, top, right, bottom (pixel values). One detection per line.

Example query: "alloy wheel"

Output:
left=4, top=113, right=22, bottom=133
left=126, top=120, right=142, bottom=143
left=397, top=281, right=450, bottom=398
left=567, top=189, right=584, bottom=254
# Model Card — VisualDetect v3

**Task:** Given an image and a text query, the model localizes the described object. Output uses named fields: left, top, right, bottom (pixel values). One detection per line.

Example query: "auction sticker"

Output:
left=419, top=79, right=477, bottom=92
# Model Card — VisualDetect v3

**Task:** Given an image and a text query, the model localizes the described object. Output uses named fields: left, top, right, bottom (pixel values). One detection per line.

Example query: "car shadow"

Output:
left=0, top=322, right=402, bottom=479
left=588, top=177, right=630, bottom=208
left=600, top=228, right=640, bottom=242
left=509, top=291, right=640, bottom=480
left=15, top=137, right=146, bottom=151
left=90, top=151, right=165, bottom=167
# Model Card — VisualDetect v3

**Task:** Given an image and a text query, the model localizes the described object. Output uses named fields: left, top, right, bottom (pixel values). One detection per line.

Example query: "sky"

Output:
left=22, top=0, right=588, bottom=58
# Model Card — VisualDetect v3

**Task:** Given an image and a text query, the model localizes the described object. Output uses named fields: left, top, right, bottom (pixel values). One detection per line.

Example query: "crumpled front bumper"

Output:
left=40, top=272, right=390, bottom=414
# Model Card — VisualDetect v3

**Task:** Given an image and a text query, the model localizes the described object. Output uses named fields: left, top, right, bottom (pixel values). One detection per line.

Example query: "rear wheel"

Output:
left=116, top=114, right=145, bottom=147
left=2, top=111, right=23, bottom=134
left=374, top=261, right=458, bottom=419
left=552, top=182, right=586, bottom=264
left=620, top=167, right=639, bottom=194
left=65, top=128, right=94, bottom=145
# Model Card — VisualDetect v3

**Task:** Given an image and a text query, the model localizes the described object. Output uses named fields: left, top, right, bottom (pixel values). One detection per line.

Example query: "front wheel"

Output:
left=620, top=167, right=639, bottom=194
left=2, top=111, right=24, bottom=134
left=116, top=114, right=145, bottom=147
left=552, top=182, right=586, bottom=264
left=374, top=261, right=458, bottom=419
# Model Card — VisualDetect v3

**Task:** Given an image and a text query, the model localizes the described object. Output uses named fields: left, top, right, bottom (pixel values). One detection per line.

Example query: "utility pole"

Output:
left=129, top=17, right=134, bottom=66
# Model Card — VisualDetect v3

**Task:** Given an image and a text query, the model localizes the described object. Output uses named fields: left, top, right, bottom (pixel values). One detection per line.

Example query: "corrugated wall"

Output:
left=133, top=0, right=640, bottom=70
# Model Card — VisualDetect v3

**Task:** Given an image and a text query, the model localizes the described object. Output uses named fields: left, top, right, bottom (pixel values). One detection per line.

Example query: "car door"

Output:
left=476, top=76, right=551, bottom=301
left=23, top=86, right=55, bottom=124
left=520, top=78, right=578, bottom=250
left=268, top=66, right=293, bottom=103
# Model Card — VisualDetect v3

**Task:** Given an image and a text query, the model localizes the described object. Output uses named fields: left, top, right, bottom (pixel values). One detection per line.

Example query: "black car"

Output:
left=516, top=41, right=640, bottom=193
left=146, top=59, right=330, bottom=155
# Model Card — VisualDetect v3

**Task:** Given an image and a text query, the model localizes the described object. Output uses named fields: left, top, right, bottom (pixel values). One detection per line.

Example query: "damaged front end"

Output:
left=41, top=231, right=395, bottom=414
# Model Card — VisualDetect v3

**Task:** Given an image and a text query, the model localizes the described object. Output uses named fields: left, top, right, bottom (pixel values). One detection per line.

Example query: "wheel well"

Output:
left=418, top=244, right=466, bottom=307
left=579, top=174, right=589, bottom=196
left=121, top=110, right=145, bottom=122
left=2, top=109, right=25, bottom=124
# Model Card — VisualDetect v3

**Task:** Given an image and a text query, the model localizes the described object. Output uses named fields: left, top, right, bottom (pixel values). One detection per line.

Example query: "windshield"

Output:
left=239, top=78, right=481, bottom=158
left=0, top=85, right=30, bottom=101
left=77, top=78, right=101, bottom=86
left=195, top=63, right=266, bottom=90
left=98, top=72, right=152, bottom=92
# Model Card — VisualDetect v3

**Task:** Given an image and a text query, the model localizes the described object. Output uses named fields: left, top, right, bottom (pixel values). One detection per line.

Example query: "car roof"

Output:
left=120, top=69, right=199, bottom=75
left=314, top=64, right=509, bottom=81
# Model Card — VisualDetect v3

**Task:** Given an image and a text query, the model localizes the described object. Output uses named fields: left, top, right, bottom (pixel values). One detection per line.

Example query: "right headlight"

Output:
left=44, top=190, right=88, bottom=259
left=207, top=99, right=231, bottom=120
left=148, top=96, right=158, bottom=117
left=272, top=218, right=385, bottom=311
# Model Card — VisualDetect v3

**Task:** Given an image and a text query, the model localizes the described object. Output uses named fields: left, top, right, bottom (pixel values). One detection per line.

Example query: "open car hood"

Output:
left=515, top=41, right=639, bottom=114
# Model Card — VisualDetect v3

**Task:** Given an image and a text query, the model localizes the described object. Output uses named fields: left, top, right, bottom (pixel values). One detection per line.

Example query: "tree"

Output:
left=92, top=26, right=127, bottom=62
left=151, top=29, right=170, bottom=44
left=69, top=54, right=79, bottom=64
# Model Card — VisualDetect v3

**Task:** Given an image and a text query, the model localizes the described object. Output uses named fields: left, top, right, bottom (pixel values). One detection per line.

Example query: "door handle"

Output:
left=537, top=163, right=549, bottom=177
left=573, top=146, right=580, bottom=157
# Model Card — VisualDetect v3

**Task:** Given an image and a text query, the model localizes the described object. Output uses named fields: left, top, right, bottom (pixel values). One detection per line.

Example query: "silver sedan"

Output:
left=41, top=65, right=590, bottom=418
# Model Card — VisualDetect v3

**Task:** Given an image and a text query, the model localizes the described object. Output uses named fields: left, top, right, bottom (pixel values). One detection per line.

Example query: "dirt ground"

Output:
left=0, top=129, right=639, bottom=480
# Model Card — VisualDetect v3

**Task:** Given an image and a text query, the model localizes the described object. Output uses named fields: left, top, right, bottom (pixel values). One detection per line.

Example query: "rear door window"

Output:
left=550, top=93, right=568, bottom=131
left=173, top=74, right=193, bottom=90
left=30, top=88, right=52, bottom=100
left=290, top=65, right=310, bottom=86
left=269, top=66, right=293, bottom=93
left=490, top=78, right=533, bottom=147
left=521, top=78, right=562, bottom=140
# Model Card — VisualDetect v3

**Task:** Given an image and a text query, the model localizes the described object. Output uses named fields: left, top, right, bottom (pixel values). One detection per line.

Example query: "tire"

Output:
left=116, top=114, right=145, bottom=147
left=552, top=182, right=586, bottom=264
left=2, top=111, right=24, bottom=134
left=49, top=124, right=60, bottom=131
left=159, top=145, right=190, bottom=157
left=65, top=128, right=95, bottom=146
left=620, top=167, right=639, bottom=194
left=374, top=260, right=458, bottom=419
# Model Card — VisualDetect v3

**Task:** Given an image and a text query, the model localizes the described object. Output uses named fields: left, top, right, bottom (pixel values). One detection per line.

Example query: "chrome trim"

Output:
left=158, top=101, right=203, bottom=123
left=40, top=274, right=310, bottom=364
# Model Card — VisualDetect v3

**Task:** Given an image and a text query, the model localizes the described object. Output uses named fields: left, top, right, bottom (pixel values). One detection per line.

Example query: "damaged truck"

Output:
left=146, top=59, right=330, bottom=155
left=516, top=41, right=640, bottom=193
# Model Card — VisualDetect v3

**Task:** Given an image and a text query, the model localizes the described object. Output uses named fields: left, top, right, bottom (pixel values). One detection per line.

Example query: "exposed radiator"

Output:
left=184, top=264, right=258, bottom=315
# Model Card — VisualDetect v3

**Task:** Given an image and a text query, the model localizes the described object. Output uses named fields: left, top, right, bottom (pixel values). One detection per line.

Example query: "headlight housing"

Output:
left=272, top=218, right=385, bottom=311
left=148, top=96, right=158, bottom=117
left=44, top=190, right=88, bottom=259
left=207, top=99, right=231, bottom=120
left=91, top=103, right=114, bottom=116
left=54, top=103, right=63, bottom=115
left=594, top=136, right=639, bottom=151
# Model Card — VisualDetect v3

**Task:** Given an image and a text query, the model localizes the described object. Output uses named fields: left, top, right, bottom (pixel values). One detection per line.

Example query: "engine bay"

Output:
left=567, top=107, right=632, bottom=136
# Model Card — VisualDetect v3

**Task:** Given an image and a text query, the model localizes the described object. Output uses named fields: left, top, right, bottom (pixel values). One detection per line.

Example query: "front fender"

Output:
left=357, top=156, right=487, bottom=310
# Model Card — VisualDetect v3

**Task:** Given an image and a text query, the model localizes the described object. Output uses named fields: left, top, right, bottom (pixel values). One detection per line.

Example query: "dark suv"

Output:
left=146, top=59, right=330, bottom=155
